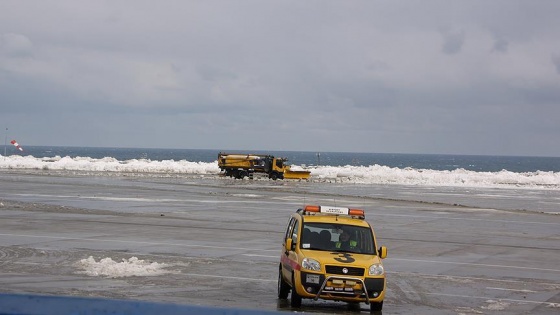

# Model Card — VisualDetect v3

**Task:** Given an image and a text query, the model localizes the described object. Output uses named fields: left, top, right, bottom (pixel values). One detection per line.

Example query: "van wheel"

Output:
left=370, top=301, right=383, bottom=312
left=278, top=269, right=289, bottom=299
left=347, top=302, right=360, bottom=311
left=290, top=274, right=302, bottom=307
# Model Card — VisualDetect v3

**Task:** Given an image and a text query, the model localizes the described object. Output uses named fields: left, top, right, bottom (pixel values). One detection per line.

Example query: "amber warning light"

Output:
left=303, top=205, right=365, bottom=217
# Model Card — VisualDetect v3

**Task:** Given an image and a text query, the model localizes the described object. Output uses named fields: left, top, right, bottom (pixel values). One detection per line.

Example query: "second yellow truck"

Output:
left=218, top=152, right=310, bottom=180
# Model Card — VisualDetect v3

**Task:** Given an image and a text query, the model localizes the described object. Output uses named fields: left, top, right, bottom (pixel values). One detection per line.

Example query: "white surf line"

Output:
left=12, top=262, right=45, bottom=266
left=486, top=287, right=537, bottom=293
left=242, top=254, right=277, bottom=258
left=388, top=271, right=560, bottom=288
left=13, top=193, right=283, bottom=205
left=390, top=257, right=560, bottom=273
left=22, top=249, right=553, bottom=292
left=377, top=213, right=560, bottom=226
left=180, top=273, right=276, bottom=282
left=0, top=233, right=278, bottom=253
left=398, top=290, right=560, bottom=307
left=3, top=232, right=558, bottom=273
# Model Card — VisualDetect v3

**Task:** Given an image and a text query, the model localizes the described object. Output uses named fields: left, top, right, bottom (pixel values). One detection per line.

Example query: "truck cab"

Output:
left=267, top=156, right=287, bottom=180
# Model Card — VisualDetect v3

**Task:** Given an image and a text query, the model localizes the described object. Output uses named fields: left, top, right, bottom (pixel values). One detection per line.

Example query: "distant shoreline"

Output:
left=3, top=146, right=560, bottom=173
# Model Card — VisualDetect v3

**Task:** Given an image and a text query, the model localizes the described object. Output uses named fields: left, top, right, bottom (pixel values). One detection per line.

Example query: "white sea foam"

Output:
left=1, top=155, right=559, bottom=190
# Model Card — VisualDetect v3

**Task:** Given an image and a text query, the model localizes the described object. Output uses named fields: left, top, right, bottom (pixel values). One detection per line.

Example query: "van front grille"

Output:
left=325, top=265, right=364, bottom=276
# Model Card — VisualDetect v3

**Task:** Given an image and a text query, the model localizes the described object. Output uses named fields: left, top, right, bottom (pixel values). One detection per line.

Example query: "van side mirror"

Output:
left=285, top=238, right=293, bottom=253
left=378, top=246, right=388, bottom=259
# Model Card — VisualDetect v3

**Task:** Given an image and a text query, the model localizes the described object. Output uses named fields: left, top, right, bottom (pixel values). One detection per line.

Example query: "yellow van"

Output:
left=278, top=205, right=387, bottom=312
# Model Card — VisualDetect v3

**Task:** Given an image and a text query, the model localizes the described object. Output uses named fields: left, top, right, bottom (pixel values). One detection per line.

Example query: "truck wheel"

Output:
left=278, top=268, right=289, bottom=299
left=290, top=275, right=302, bottom=307
left=370, top=301, right=383, bottom=312
left=270, top=173, right=278, bottom=180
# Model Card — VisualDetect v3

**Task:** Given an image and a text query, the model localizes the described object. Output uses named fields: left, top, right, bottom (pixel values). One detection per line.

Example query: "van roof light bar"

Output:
left=302, top=205, right=365, bottom=219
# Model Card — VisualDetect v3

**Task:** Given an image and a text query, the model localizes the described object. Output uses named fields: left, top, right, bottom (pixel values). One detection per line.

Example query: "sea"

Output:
left=2, top=145, right=560, bottom=194
left=4, top=146, right=560, bottom=173
left=2, top=146, right=559, bottom=213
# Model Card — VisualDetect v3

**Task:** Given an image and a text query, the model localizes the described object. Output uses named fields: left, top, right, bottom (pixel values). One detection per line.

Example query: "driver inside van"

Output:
left=336, top=230, right=358, bottom=250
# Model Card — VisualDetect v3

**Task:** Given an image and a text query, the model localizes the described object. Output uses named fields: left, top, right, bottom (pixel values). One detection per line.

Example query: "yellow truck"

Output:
left=218, top=152, right=310, bottom=180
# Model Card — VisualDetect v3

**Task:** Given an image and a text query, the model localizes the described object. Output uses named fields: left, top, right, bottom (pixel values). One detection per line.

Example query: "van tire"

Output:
left=290, top=288, right=302, bottom=307
left=278, top=268, right=289, bottom=299
left=370, top=301, right=383, bottom=312
left=290, top=275, right=302, bottom=307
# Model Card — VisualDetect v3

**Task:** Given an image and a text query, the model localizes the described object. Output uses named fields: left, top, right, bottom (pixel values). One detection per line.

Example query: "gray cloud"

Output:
left=553, top=54, right=560, bottom=75
left=0, top=33, right=34, bottom=57
left=492, top=37, right=509, bottom=53
left=441, top=29, right=465, bottom=55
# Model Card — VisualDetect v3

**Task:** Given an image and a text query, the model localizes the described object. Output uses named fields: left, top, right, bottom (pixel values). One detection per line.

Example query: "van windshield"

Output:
left=301, top=223, right=376, bottom=254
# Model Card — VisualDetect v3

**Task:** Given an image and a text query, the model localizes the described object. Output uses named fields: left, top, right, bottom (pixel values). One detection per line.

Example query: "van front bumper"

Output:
left=299, top=271, right=385, bottom=303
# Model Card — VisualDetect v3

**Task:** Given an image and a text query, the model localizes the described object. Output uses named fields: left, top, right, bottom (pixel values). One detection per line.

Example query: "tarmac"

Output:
left=0, top=170, right=559, bottom=314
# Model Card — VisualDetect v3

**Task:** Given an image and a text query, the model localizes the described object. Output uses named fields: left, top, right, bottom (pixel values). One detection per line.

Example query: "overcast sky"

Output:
left=1, top=1, right=559, bottom=156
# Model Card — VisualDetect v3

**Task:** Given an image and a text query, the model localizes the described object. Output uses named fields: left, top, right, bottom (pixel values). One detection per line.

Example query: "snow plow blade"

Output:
left=283, top=170, right=311, bottom=180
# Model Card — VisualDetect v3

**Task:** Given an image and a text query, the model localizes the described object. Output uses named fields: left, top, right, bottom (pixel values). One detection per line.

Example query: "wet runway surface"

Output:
left=1, top=171, right=559, bottom=314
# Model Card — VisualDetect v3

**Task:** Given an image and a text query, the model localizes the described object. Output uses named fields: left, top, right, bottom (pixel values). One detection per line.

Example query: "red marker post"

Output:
left=10, top=140, right=24, bottom=152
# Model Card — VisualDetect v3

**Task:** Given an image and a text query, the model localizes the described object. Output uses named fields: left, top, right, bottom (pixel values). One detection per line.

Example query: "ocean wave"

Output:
left=1, top=155, right=559, bottom=190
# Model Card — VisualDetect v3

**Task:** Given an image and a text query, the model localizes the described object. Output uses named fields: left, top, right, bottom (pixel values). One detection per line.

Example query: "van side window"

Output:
left=284, top=218, right=295, bottom=242
left=291, top=220, right=300, bottom=245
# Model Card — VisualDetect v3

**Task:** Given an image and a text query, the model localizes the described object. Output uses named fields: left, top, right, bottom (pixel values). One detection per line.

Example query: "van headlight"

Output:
left=368, top=263, right=384, bottom=276
left=302, top=258, right=321, bottom=271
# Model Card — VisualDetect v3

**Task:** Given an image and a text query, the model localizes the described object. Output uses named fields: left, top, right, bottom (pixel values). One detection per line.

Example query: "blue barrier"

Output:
left=0, top=294, right=283, bottom=315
